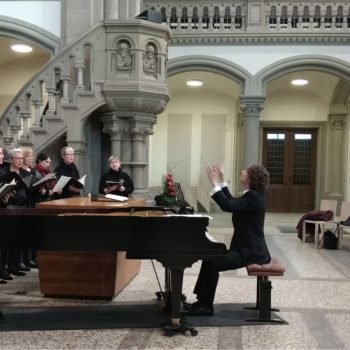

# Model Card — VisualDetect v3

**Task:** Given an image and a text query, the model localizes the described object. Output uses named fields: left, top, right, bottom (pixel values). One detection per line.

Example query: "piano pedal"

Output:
left=155, top=291, right=187, bottom=302
left=163, top=319, right=198, bottom=337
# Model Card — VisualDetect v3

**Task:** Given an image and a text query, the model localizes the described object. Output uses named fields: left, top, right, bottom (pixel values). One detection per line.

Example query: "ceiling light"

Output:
left=186, top=79, right=203, bottom=87
left=291, top=79, right=309, bottom=86
left=11, top=44, right=33, bottom=53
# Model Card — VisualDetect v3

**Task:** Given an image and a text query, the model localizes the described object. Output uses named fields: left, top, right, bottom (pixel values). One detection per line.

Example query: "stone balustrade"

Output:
left=143, top=0, right=350, bottom=42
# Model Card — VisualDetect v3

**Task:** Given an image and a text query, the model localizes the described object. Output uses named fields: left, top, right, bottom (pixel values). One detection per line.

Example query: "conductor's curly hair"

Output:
left=247, top=165, right=270, bottom=193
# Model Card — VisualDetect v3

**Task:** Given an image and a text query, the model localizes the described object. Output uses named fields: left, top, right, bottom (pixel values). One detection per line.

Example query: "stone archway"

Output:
left=254, top=54, right=350, bottom=94
left=168, top=55, right=252, bottom=94
left=255, top=55, right=350, bottom=206
left=0, top=15, right=60, bottom=54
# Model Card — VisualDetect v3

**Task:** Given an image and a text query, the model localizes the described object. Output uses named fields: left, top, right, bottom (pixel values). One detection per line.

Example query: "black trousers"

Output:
left=0, top=248, right=8, bottom=273
left=193, top=250, right=246, bottom=306
left=7, top=249, right=22, bottom=272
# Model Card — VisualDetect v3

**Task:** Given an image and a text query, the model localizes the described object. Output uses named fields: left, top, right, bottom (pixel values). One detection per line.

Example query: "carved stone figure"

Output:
left=116, top=41, right=132, bottom=70
left=143, top=44, right=156, bottom=73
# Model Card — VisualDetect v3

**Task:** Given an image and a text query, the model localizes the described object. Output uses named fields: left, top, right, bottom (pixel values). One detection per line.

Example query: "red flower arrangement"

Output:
left=164, top=173, right=176, bottom=197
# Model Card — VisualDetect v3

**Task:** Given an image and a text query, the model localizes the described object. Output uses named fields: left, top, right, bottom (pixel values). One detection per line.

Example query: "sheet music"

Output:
left=78, top=174, right=86, bottom=186
left=105, top=194, right=128, bottom=202
left=51, top=175, right=71, bottom=193
left=32, top=173, right=56, bottom=187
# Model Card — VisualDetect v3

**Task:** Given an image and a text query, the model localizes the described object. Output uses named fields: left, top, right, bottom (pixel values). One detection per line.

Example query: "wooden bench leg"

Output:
left=246, top=277, right=287, bottom=324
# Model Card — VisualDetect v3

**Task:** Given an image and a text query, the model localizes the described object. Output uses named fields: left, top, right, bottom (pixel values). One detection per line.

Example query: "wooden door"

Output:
left=262, top=129, right=317, bottom=212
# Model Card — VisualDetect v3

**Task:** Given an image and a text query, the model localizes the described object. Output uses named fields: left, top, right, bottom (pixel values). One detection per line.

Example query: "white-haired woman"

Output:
left=99, top=156, right=134, bottom=197
left=54, top=146, right=81, bottom=198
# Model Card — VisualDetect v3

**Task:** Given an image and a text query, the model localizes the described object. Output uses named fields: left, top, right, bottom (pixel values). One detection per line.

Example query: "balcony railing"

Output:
left=143, top=1, right=350, bottom=39
left=143, top=1, right=247, bottom=32
left=265, top=3, right=350, bottom=31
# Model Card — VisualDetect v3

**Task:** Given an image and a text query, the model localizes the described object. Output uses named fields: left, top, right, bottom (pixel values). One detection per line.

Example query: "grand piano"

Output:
left=0, top=206, right=227, bottom=335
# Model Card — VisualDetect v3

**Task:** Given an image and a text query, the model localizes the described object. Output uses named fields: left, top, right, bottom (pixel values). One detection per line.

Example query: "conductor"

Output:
left=185, top=164, right=271, bottom=316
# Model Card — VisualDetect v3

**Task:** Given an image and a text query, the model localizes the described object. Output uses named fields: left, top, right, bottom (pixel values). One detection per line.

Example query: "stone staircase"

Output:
left=0, top=23, right=108, bottom=153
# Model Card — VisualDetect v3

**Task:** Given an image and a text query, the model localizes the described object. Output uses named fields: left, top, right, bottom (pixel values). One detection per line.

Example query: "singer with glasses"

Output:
left=99, top=156, right=134, bottom=197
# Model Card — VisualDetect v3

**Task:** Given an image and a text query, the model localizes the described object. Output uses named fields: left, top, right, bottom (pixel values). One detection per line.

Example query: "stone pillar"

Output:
left=101, top=112, right=127, bottom=157
left=9, top=124, right=21, bottom=146
left=240, top=96, right=265, bottom=167
left=19, top=112, right=31, bottom=141
left=346, top=113, right=350, bottom=201
left=61, top=75, right=71, bottom=103
left=3, top=136, right=13, bottom=150
left=31, top=100, right=43, bottom=127
left=324, top=114, right=347, bottom=200
left=76, top=63, right=85, bottom=91
left=67, top=140, right=87, bottom=176
left=246, top=0, right=266, bottom=32
left=104, top=0, right=141, bottom=20
left=104, top=0, right=119, bottom=20
left=101, top=112, right=156, bottom=195
left=46, top=87, right=56, bottom=115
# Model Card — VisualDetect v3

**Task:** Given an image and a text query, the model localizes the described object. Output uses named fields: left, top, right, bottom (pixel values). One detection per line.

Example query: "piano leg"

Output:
left=163, top=268, right=198, bottom=337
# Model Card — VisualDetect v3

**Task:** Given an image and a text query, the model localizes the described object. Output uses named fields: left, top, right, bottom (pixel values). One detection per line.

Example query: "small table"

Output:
left=36, top=196, right=145, bottom=299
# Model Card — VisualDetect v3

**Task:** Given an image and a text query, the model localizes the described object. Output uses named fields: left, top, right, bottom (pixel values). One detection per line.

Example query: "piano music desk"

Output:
left=36, top=196, right=145, bottom=299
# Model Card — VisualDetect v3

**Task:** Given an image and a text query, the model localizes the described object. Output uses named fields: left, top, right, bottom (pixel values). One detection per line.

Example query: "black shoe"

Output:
left=17, top=264, right=31, bottom=272
left=186, top=304, right=214, bottom=317
left=7, top=270, right=26, bottom=277
left=0, top=280, right=7, bottom=284
left=182, top=301, right=200, bottom=310
left=25, top=261, right=38, bottom=269
left=0, top=271, right=13, bottom=280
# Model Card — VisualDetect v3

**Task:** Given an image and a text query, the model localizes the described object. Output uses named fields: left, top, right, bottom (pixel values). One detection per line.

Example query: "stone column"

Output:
left=324, top=114, right=347, bottom=200
left=240, top=96, right=265, bottom=167
left=104, top=0, right=141, bottom=20
left=104, top=0, right=119, bottom=20
left=31, top=100, right=43, bottom=127
left=76, top=63, right=85, bottom=91
left=19, top=112, right=31, bottom=141
left=101, top=112, right=126, bottom=157
left=67, top=140, right=87, bottom=176
left=3, top=136, right=13, bottom=150
left=346, top=113, right=350, bottom=201
left=9, top=124, right=21, bottom=146
left=61, top=75, right=71, bottom=103
left=46, top=87, right=56, bottom=115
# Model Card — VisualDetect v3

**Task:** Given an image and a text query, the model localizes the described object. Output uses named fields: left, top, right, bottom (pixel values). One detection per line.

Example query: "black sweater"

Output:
left=99, top=169, right=134, bottom=197
left=54, top=161, right=80, bottom=198
left=0, top=167, right=36, bottom=207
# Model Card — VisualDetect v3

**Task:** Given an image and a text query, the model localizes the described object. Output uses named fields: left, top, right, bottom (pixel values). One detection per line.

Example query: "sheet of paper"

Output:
left=51, top=175, right=71, bottom=193
left=105, top=194, right=128, bottom=202
left=32, top=173, right=56, bottom=187
left=78, top=174, right=86, bottom=186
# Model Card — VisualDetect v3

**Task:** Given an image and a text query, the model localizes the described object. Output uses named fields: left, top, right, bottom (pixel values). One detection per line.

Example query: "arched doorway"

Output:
left=256, top=57, right=350, bottom=212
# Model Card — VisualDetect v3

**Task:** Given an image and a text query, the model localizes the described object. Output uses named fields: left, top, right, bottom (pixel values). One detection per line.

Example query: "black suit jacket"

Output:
left=212, top=188, right=271, bottom=265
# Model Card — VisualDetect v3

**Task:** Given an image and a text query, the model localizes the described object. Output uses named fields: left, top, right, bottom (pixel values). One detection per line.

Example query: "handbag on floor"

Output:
left=319, top=224, right=340, bottom=250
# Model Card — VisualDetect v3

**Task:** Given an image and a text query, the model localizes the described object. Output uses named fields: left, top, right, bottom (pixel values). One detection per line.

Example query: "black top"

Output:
left=99, top=169, right=134, bottom=197
left=0, top=167, right=36, bottom=207
left=212, top=188, right=271, bottom=265
left=54, top=161, right=80, bottom=198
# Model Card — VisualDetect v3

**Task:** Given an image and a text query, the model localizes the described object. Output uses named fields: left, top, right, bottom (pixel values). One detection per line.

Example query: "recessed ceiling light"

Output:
left=11, top=44, right=33, bottom=53
left=291, top=79, right=309, bottom=86
left=186, top=79, right=203, bottom=87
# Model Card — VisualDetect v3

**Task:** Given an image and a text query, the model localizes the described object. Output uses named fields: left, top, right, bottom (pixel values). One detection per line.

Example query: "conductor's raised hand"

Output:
left=214, top=163, right=225, bottom=183
left=206, top=165, right=219, bottom=187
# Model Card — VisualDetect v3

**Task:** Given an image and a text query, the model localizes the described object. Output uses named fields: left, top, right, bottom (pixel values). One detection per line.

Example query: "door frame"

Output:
left=259, top=121, right=327, bottom=211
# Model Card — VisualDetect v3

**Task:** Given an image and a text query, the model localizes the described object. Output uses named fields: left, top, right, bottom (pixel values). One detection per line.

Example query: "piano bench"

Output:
left=245, top=257, right=286, bottom=323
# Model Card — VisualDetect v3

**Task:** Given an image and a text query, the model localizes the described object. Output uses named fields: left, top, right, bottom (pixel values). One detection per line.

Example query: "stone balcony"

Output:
left=143, top=1, right=350, bottom=44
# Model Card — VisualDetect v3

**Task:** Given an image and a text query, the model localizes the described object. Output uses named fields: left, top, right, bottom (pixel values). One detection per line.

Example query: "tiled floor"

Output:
left=0, top=213, right=349, bottom=350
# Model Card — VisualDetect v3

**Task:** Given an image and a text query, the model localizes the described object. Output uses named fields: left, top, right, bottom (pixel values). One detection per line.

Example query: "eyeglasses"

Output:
left=13, top=157, right=23, bottom=160
left=64, top=153, right=74, bottom=156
